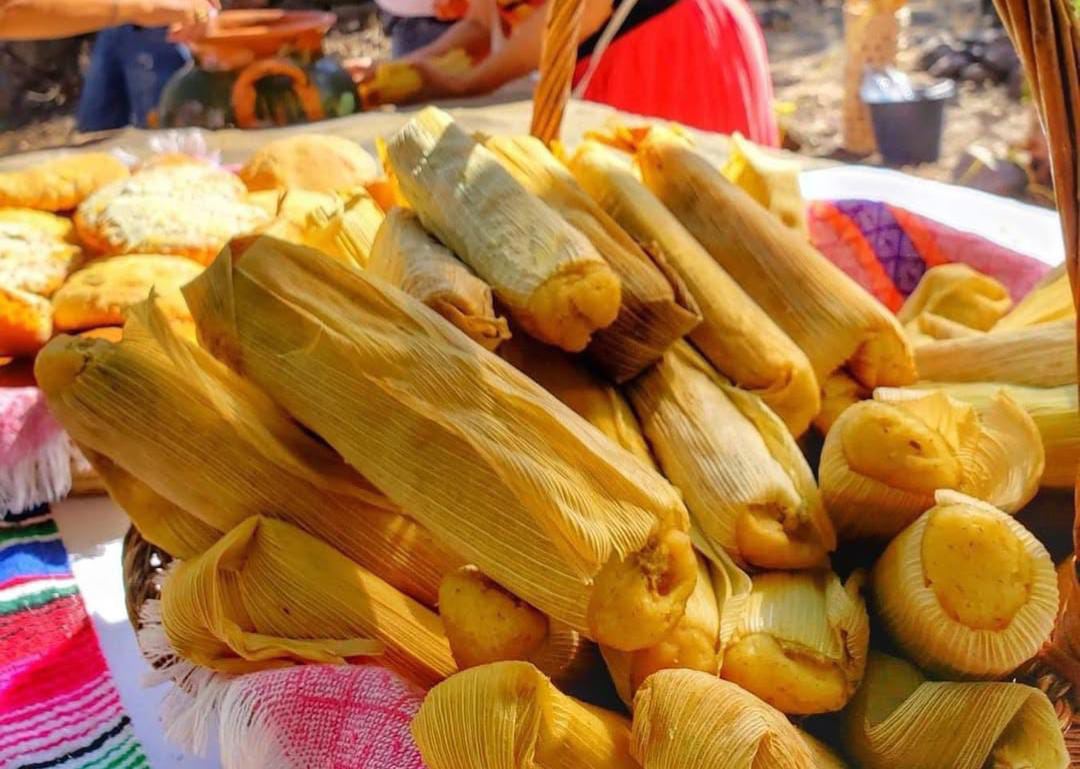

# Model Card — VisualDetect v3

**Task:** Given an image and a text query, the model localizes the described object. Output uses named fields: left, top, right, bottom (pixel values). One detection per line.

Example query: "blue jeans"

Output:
left=385, top=15, right=454, bottom=58
left=76, top=25, right=190, bottom=131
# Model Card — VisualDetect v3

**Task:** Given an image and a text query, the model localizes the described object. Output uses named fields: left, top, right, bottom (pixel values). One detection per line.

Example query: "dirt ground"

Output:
left=0, top=0, right=1043, bottom=206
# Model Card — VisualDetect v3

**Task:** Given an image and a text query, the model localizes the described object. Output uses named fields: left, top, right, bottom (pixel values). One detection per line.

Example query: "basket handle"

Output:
left=530, top=0, right=585, bottom=143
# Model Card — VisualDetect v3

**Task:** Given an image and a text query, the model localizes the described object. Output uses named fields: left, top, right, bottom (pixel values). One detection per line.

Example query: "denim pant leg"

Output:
left=121, top=26, right=190, bottom=127
left=389, top=16, right=455, bottom=58
left=76, top=27, right=131, bottom=132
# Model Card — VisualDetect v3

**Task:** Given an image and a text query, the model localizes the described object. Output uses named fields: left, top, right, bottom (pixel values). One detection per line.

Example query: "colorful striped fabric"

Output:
left=0, top=508, right=147, bottom=769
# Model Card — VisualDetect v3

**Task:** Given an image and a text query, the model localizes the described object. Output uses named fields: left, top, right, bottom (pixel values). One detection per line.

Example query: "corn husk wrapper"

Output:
left=80, top=446, right=219, bottom=559
left=602, top=552, right=720, bottom=706
left=916, top=382, right=1080, bottom=488
left=820, top=389, right=1044, bottom=541
left=873, top=491, right=1058, bottom=679
left=34, top=301, right=459, bottom=608
left=993, top=264, right=1073, bottom=331
left=246, top=189, right=344, bottom=245
left=568, top=140, right=819, bottom=435
left=627, top=341, right=835, bottom=570
left=721, top=570, right=869, bottom=715
left=301, top=188, right=385, bottom=268
left=498, top=330, right=654, bottom=468
left=184, top=236, right=695, bottom=651
left=162, top=515, right=456, bottom=688
left=898, top=263, right=1012, bottom=334
left=720, top=133, right=808, bottom=234
left=485, top=134, right=700, bottom=382
left=412, top=661, right=637, bottom=769
left=843, top=651, right=1068, bottom=769
left=386, top=107, right=621, bottom=353
left=369, top=208, right=510, bottom=350
left=908, top=311, right=984, bottom=345
left=915, top=319, right=1076, bottom=386
left=630, top=668, right=815, bottom=769
left=637, top=131, right=916, bottom=393
left=437, top=565, right=598, bottom=689
left=814, top=370, right=869, bottom=434
left=798, top=730, right=848, bottom=769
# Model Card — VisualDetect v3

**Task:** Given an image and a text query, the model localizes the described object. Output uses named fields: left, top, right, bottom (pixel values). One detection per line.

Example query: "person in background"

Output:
left=378, top=0, right=464, bottom=58
left=356, top=0, right=778, bottom=143
left=0, top=0, right=219, bottom=130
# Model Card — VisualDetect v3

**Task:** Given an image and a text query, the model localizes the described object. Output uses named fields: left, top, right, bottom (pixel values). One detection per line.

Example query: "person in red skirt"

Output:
left=353, top=0, right=779, bottom=145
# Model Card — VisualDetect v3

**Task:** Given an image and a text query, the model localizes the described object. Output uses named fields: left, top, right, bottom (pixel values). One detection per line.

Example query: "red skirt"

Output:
left=572, top=0, right=779, bottom=146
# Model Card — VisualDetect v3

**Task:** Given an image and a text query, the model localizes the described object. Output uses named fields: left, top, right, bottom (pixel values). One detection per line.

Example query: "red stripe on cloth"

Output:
left=808, top=201, right=905, bottom=311
left=889, top=205, right=952, bottom=269
left=0, top=594, right=87, bottom=666
left=0, top=621, right=108, bottom=713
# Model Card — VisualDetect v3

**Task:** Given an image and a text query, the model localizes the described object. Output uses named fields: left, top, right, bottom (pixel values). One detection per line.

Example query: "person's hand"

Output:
left=127, top=0, right=219, bottom=36
left=344, top=56, right=378, bottom=85
left=406, top=57, right=475, bottom=102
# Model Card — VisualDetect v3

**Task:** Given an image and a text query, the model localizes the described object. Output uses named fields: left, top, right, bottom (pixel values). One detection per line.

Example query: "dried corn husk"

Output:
left=246, top=188, right=344, bottom=245
left=412, top=661, right=637, bottom=769
left=627, top=341, right=835, bottom=570
left=602, top=552, right=720, bottom=706
left=498, top=331, right=654, bottom=468
left=915, top=382, right=1080, bottom=488
left=386, top=107, right=621, bottom=353
left=485, top=134, right=699, bottom=381
left=842, top=651, right=1068, bottom=769
left=369, top=208, right=510, bottom=350
left=301, top=188, right=385, bottom=268
left=915, top=319, right=1076, bottom=386
left=873, top=491, right=1058, bottom=679
left=798, top=730, right=848, bottom=769
left=162, top=515, right=456, bottom=688
left=437, top=565, right=598, bottom=688
left=79, top=446, right=219, bottom=559
left=630, top=668, right=815, bottom=769
left=637, top=132, right=916, bottom=393
left=35, top=300, right=459, bottom=608
left=909, top=311, right=984, bottom=344
left=721, top=570, right=869, bottom=715
left=814, top=370, right=868, bottom=434
left=898, top=263, right=1011, bottom=334
left=568, top=140, right=819, bottom=435
left=820, top=389, right=1044, bottom=540
left=720, top=133, right=808, bottom=234
left=993, top=264, right=1073, bottom=331
left=184, top=235, right=695, bottom=651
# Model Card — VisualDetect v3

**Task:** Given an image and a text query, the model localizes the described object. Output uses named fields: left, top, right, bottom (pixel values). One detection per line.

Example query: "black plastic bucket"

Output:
left=865, top=82, right=955, bottom=165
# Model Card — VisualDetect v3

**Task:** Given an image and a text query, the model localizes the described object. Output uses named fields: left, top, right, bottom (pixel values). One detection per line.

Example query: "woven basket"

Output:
left=120, top=0, right=1080, bottom=758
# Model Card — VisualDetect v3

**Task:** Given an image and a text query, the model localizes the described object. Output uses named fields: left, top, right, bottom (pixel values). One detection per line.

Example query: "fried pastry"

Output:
left=0, top=153, right=129, bottom=211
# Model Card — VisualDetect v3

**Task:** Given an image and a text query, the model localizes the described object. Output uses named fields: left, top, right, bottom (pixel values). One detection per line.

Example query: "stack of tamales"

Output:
left=35, top=107, right=1071, bottom=769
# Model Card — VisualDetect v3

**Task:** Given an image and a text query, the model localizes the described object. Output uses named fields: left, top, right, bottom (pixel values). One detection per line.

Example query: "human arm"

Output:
left=0, top=0, right=218, bottom=40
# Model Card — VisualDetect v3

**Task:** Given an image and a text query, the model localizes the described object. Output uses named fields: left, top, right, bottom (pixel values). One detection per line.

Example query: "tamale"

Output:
left=798, top=730, right=848, bottom=769
left=300, top=188, right=385, bottom=268
left=385, top=107, right=622, bottom=353
left=626, top=341, right=835, bottom=570
left=720, top=570, right=869, bottom=715
left=485, top=135, right=699, bottom=382
left=438, top=565, right=598, bottom=688
left=162, top=516, right=456, bottom=688
left=720, top=132, right=808, bottom=234
left=80, top=446, right=219, bottom=559
left=630, top=669, right=815, bottom=769
left=368, top=208, right=510, bottom=351
left=184, top=235, right=696, bottom=651
left=915, top=318, right=1076, bottom=386
left=820, top=389, right=1044, bottom=541
left=873, top=491, right=1058, bottom=679
left=898, top=263, right=1011, bottom=333
left=910, top=311, right=983, bottom=343
left=35, top=301, right=459, bottom=607
left=498, top=331, right=654, bottom=468
left=994, top=264, right=1073, bottom=330
left=842, top=651, right=1068, bottom=769
left=814, top=370, right=868, bottom=434
left=602, top=552, right=719, bottom=706
left=637, top=132, right=917, bottom=393
left=918, top=382, right=1080, bottom=488
left=568, top=140, right=819, bottom=435
left=246, top=188, right=343, bottom=246
left=412, top=661, right=637, bottom=769
left=359, top=48, right=473, bottom=108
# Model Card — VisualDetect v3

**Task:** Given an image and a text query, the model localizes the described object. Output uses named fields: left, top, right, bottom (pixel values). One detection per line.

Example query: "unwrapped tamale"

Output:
left=568, top=140, right=819, bottom=435
left=486, top=135, right=699, bottom=381
left=631, top=669, right=815, bottom=769
left=626, top=342, right=835, bottom=570
left=385, top=107, right=621, bottom=352
left=915, top=319, right=1076, bottom=386
left=412, top=661, right=637, bottom=769
left=35, top=301, right=459, bottom=607
left=368, top=208, right=510, bottom=350
left=184, top=235, right=696, bottom=651
left=162, top=515, right=456, bottom=688
left=637, top=131, right=916, bottom=394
